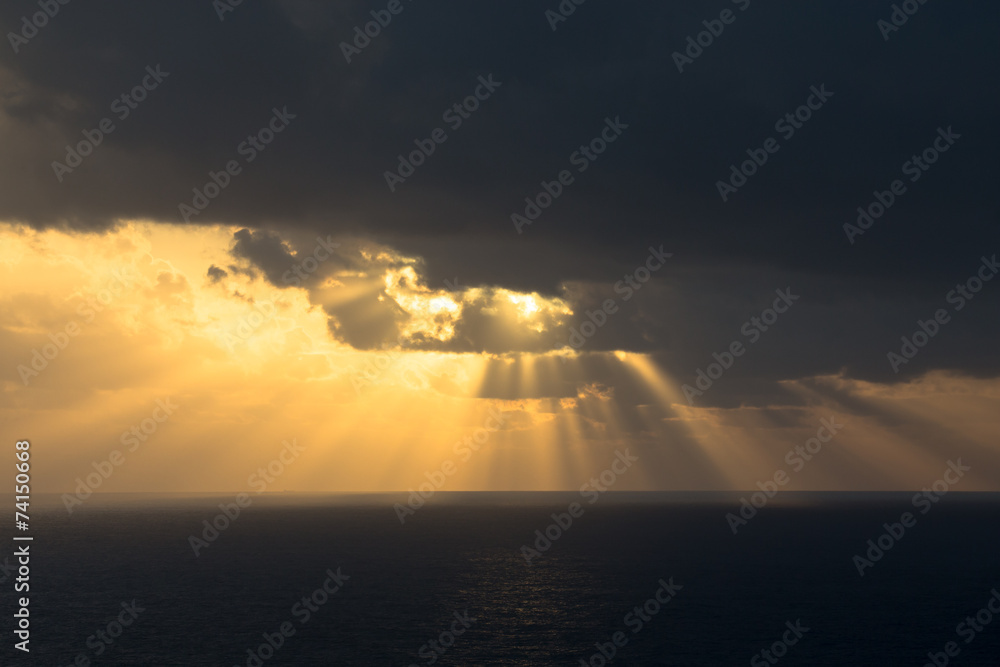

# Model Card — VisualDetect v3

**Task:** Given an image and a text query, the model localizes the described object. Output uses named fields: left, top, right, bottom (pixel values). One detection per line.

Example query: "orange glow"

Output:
left=2, top=222, right=1000, bottom=494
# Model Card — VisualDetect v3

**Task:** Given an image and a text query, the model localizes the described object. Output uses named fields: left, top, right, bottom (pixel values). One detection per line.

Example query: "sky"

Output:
left=1, top=0, right=999, bottom=494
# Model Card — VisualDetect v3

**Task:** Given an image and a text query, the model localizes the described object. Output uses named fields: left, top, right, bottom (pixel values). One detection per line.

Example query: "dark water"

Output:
left=2, top=493, right=999, bottom=665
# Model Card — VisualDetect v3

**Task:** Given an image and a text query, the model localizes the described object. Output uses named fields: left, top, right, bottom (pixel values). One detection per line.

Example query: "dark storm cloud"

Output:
left=1, top=0, right=998, bottom=402
left=206, top=264, right=228, bottom=283
left=230, top=228, right=296, bottom=285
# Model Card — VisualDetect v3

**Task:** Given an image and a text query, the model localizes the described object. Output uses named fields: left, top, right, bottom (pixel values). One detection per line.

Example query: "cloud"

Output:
left=1, top=0, right=998, bottom=405
left=3, top=222, right=999, bottom=492
left=216, top=222, right=1000, bottom=406
left=206, top=264, right=228, bottom=282
left=230, top=228, right=296, bottom=285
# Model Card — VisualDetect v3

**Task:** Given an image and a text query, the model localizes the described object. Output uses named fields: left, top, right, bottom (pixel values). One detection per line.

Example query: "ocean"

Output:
left=3, top=493, right=999, bottom=665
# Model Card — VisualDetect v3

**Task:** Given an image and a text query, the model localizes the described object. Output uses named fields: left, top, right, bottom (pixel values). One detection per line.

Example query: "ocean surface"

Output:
left=2, top=492, right=999, bottom=665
